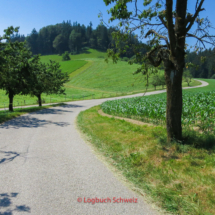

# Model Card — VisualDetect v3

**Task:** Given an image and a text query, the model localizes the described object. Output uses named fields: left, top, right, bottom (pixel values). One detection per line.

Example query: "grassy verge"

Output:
left=0, top=103, right=65, bottom=124
left=77, top=105, right=215, bottom=215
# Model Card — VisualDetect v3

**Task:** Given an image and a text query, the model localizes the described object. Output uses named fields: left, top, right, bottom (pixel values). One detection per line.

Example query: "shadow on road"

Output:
left=0, top=116, right=70, bottom=129
left=59, top=104, right=83, bottom=108
left=30, top=108, right=73, bottom=115
left=0, top=193, right=30, bottom=214
left=31, top=104, right=83, bottom=115
left=0, top=151, right=21, bottom=165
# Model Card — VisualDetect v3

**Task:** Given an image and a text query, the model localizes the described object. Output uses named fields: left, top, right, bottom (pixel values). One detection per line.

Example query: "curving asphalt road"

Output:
left=0, top=80, right=208, bottom=215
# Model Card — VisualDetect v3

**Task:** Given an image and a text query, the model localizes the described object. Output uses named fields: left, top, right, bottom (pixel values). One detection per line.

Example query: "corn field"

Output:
left=101, top=91, right=215, bottom=134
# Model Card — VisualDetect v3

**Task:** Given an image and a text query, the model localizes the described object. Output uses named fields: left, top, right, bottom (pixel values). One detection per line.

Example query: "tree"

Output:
left=37, top=25, right=59, bottom=55
left=28, top=56, right=69, bottom=106
left=9, top=33, right=26, bottom=43
left=159, top=73, right=166, bottom=89
left=151, top=74, right=160, bottom=90
left=53, top=34, right=67, bottom=54
left=103, top=0, right=215, bottom=142
left=89, top=38, right=96, bottom=48
left=62, top=51, right=71, bottom=61
left=26, top=28, right=39, bottom=54
left=69, top=30, right=82, bottom=54
left=183, top=70, right=193, bottom=86
left=96, top=25, right=109, bottom=50
left=86, top=22, right=93, bottom=40
left=133, top=62, right=158, bottom=90
left=0, top=27, right=33, bottom=111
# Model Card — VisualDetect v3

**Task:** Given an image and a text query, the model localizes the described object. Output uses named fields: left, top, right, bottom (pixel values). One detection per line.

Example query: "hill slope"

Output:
left=0, top=49, right=202, bottom=107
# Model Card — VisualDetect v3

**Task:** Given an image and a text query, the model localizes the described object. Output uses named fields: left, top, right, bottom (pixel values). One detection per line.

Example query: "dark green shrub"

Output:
left=62, top=51, right=71, bottom=61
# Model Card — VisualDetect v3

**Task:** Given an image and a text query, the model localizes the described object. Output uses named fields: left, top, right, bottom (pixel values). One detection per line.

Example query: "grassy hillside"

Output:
left=68, top=58, right=200, bottom=94
left=0, top=49, right=202, bottom=108
left=59, top=60, right=87, bottom=75
left=40, top=48, right=107, bottom=63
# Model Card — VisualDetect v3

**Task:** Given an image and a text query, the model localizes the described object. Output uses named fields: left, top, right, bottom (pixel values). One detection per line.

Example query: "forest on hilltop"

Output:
left=186, top=49, right=215, bottom=79
left=8, top=20, right=215, bottom=79
left=9, top=20, right=148, bottom=58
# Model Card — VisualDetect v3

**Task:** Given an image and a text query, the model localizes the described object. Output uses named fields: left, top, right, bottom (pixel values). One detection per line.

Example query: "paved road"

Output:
left=0, top=80, right=208, bottom=215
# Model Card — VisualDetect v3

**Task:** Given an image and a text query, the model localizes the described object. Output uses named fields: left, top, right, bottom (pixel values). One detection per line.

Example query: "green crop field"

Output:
left=101, top=79, right=215, bottom=133
left=0, top=48, right=202, bottom=108
left=102, top=89, right=215, bottom=134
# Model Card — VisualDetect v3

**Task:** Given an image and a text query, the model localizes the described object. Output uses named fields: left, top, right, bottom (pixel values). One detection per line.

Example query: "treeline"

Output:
left=9, top=20, right=148, bottom=58
left=186, top=49, right=215, bottom=79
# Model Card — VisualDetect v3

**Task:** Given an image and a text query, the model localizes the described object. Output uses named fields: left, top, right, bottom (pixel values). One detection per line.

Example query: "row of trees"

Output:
left=0, top=27, right=69, bottom=111
left=150, top=70, right=193, bottom=90
left=151, top=74, right=166, bottom=90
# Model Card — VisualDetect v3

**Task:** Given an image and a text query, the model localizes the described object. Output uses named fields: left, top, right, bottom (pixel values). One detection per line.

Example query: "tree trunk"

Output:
left=165, top=68, right=183, bottom=142
left=9, top=90, right=14, bottom=112
left=37, top=94, right=42, bottom=106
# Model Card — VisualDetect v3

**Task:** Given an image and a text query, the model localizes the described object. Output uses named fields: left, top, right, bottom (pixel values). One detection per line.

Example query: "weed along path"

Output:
left=0, top=80, right=208, bottom=215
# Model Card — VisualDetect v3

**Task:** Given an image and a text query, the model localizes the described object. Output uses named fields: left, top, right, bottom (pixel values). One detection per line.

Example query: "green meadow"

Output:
left=0, top=49, right=201, bottom=108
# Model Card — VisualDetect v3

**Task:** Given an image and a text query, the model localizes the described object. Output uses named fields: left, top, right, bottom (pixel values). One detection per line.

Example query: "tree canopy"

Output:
left=27, top=56, right=69, bottom=106
left=0, top=27, right=33, bottom=111
left=103, top=0, right=215, bottom=142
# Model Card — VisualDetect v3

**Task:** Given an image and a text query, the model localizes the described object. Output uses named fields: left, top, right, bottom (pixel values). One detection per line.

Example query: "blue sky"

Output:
left=0, top=0, right=214, bottom=48
left=0, top=0, right=113, bottom=35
